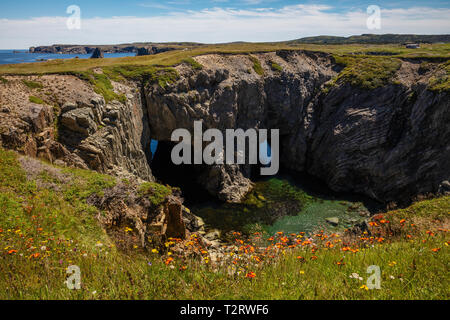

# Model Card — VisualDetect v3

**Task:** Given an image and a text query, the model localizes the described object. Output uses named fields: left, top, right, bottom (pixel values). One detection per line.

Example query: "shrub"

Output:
left=138, top=182, right=172, bottom=208
left=29, top=96, right=44, bottom=104
left=270, top=62, right=283, bottom=72
left=249, top=56, right=264, bottom=76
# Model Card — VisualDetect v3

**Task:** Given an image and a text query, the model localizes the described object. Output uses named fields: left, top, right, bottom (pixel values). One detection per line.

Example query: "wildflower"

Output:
left=180, top=266, right=187, bottom=271
left=431, top=248, right=441, bottom=253
left=349, top=273, right=363, bottom=280
left=29, top=253, right=40, bottom=259
left=310, top=256, right=318, bottom=261
left=360, top=285, right=369, bottom=291
left=165, top=257, right=174, bottom=265
left=151, top=249, right=159, bottom=254
left=246, top=272, right=256, bottom=279
left=124, top=227, right=132, bottom=233
left=336, top=259, right=345, bottom=266
left=7, top=249, right=17, bottom=255
left=388, top=261, right=397, bottom=267
left=299, top=271, right=305, bottom=275
left=148, top=262, right=152, bottom=266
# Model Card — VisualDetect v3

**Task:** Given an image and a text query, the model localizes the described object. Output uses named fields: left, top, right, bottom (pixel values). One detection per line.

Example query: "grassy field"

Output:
left=0, top=43, right=449, bottom=76
left=0, top=147, right=448, bottom=300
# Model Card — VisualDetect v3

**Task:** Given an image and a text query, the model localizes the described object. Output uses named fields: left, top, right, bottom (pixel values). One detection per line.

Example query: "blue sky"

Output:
left=1, top=1, right=450, bottom=18
left=0, top=1, right=449, bottom=48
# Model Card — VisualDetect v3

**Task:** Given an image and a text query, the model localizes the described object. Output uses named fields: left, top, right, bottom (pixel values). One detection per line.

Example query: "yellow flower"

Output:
left=152, top=249, right=159, bottom=254
left=360, top=285, right=369, bottom=291
left=299, top=271, right=305, bottom=275
left=388, top=261, right=397, bottom=267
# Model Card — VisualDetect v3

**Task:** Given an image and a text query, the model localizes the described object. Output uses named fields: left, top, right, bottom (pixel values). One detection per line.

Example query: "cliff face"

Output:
left=0, top=74, right=153, bottom=182
left=0, top=50, right=448, bottom=205
left=144, top=51, right=449, bottom=204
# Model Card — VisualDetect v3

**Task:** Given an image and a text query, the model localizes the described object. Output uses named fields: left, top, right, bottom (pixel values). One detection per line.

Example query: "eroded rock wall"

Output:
left=0, top=75, right=154, bottom=182
left=144, top=51, right=449, bottom=204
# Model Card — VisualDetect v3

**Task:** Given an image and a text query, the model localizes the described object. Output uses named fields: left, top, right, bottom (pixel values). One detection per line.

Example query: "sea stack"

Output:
left=90, top=48, right=104, bottom=59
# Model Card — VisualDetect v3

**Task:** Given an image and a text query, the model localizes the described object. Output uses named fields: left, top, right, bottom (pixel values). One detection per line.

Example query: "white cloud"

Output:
left=0, top=5, right=449, bottom=49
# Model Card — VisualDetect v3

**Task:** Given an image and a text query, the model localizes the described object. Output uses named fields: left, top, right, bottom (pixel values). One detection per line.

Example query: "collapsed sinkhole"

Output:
left=150, top=140, right=383, bottom=213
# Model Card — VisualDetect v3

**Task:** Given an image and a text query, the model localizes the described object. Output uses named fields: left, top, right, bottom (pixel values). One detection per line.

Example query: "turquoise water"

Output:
left=0, top=50, right=136, bottom=65
left=192, top=176, right=374, bottom=239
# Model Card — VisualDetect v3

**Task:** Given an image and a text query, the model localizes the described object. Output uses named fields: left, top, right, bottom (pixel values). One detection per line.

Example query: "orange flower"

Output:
left=310, top=256, right=318, bottom=261
left=165, top=257, right=174, bottom=265
left=29, top=253, right=40, bottom=259
left=336, top=259, right=345, bottom=266
left=297, top=256, right=305, bottom=261
left=399, top=219, right=406, bottom=224
left=246, top=272, right=256, bottom=279
left=180, top=266, right=187, bottom=271
left=7, top=250, right=18, bottom=254
left=431, top=248, right=441, bottom=253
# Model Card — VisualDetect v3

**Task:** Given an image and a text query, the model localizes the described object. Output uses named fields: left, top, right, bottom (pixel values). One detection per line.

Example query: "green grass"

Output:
left=429, top=61, right=450, bottom=92
left=332, top=55, right=402, bottom=89
left=22, top=80, right=43, bottom=89
left=270, top=61, right=283, bottom=72
left=249, top=55, right=264, bottom=76
left=0, top=43, right=448, bottom=76
left=0, top=76, right=7, bottom=84
left=0, top=147, right=449, bottom=299
left=138, top=182, right=172, bottom=208
left=28, top=96, right=45, bottom=104
left=182, top=57, right=203, bottom=70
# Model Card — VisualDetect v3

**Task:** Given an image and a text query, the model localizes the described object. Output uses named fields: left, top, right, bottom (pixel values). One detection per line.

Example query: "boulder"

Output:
left=90, top=48, right=104, bottom=59
left=60, top=107, right=97, bottom=136
left=325, top=217, right=340, bottom=226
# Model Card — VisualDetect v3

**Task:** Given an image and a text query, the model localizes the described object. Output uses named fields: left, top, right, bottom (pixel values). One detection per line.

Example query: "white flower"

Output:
left=40, top=246, right=47, bottom=251
left=390, top=275, right=395, bottom=280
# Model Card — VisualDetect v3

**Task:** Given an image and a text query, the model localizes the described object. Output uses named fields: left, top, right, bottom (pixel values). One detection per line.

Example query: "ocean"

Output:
left=0, top=50, right=136, bottom=65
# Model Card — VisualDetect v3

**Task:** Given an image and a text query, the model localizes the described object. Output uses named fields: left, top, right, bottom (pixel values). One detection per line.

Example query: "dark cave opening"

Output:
left=149, top=140, right=216, bottom=206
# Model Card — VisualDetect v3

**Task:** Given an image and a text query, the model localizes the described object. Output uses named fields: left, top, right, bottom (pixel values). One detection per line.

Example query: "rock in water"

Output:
left=325, top=217, right=340, bottom=226
left=90, top=48, right=104, bottom=59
